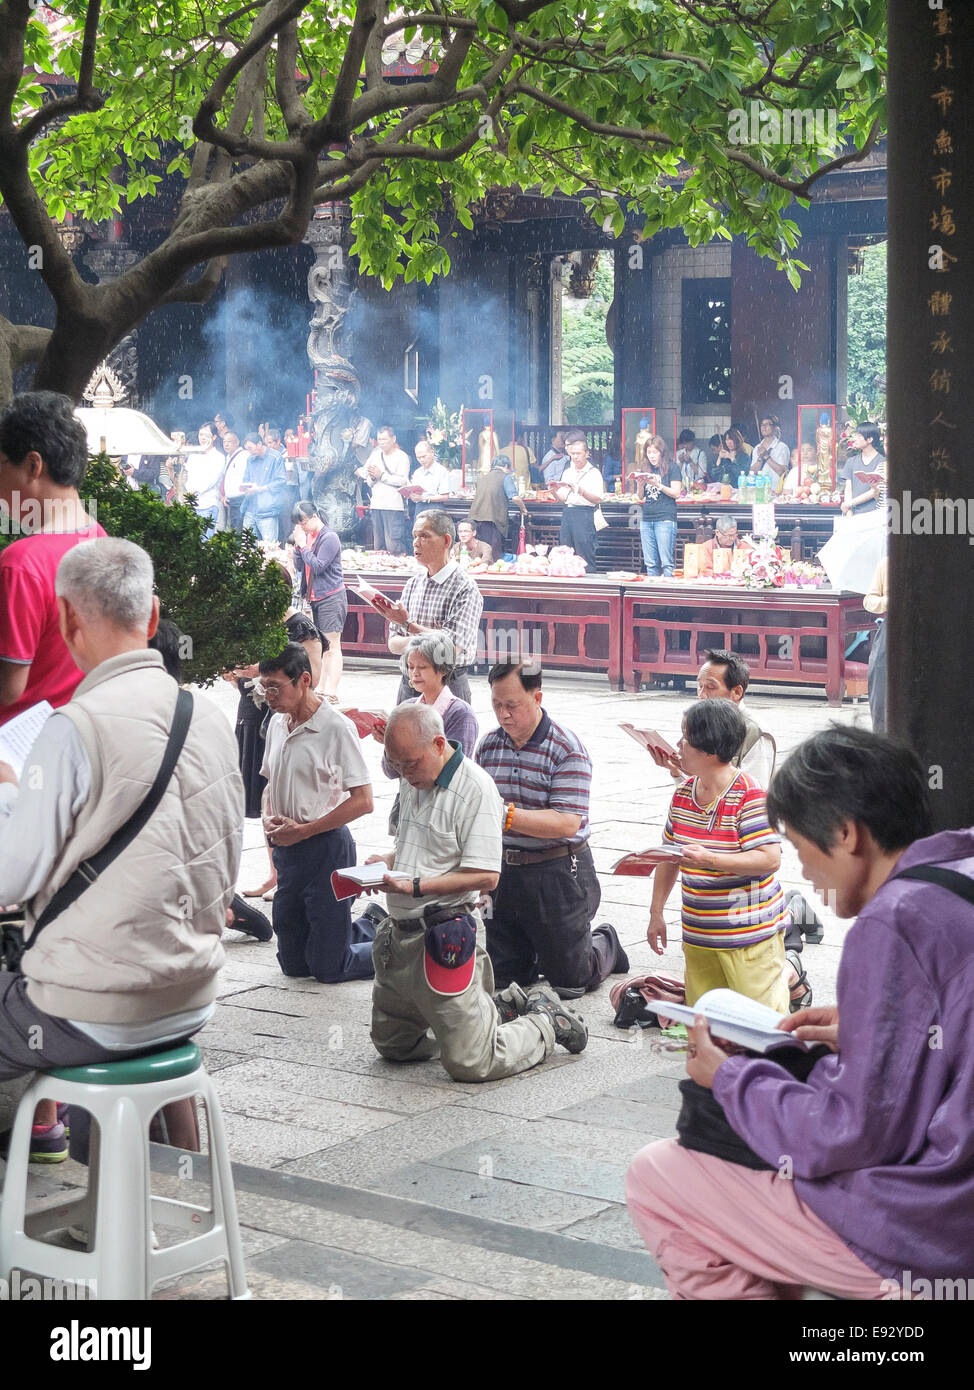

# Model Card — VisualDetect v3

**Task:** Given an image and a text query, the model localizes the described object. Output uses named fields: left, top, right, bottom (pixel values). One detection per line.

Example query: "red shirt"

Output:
left=0, top=523, right=106, bottom=725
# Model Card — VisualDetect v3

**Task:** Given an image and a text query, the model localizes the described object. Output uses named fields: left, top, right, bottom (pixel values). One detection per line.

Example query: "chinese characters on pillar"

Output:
left=927, top=4, right=959, bottom=488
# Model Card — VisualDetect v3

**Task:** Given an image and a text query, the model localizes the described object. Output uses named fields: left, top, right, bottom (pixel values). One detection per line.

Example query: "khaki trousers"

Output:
left=370, top=915, right=554, bottom=1082
left=683, top=931, right=790, bottom=1013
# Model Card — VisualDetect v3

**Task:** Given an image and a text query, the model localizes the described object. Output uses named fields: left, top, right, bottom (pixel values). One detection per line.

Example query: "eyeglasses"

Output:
left=259, top=678, right=297, bottom=695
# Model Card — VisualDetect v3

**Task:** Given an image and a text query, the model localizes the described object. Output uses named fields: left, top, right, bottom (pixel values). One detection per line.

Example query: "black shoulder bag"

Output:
left=678, top=865, right=974, bottom=1169
left=22, top=688, right=194, bottom=953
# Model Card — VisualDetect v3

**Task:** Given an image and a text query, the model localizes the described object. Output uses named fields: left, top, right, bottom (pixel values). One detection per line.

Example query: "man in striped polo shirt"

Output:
left=475, top=662, right=628, bottom=998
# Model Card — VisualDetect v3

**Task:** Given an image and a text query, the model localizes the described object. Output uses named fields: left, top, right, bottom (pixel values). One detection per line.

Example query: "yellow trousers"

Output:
left=683, top=931, right=790, bottom=1013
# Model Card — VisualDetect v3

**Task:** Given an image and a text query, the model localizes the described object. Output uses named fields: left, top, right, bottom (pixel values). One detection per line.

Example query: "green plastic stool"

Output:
left=0, top=1043, right=249, bottom=1300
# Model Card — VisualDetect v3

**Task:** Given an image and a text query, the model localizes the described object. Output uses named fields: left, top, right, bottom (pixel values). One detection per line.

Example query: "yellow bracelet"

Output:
left=504, top=802, right=515, bottom=832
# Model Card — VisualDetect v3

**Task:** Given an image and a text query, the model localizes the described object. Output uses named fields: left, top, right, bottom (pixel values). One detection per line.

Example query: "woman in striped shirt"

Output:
left=648, top=700, right=790, bottom=1011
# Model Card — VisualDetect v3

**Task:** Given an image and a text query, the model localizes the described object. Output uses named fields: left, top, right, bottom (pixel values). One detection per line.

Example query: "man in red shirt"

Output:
left=0, top=391, right=103, bottom=726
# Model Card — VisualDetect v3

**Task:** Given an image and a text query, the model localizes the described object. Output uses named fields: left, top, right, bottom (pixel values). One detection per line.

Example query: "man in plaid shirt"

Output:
left=384, top=510, right=483, bottom=704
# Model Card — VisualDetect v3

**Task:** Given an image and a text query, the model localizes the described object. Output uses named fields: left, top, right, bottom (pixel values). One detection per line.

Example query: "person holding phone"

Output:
left=636, top=435, right=683, bottom=577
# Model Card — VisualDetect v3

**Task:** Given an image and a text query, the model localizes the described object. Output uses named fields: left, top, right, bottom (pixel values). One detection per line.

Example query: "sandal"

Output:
left=785, top=950, right=813, bottom=1013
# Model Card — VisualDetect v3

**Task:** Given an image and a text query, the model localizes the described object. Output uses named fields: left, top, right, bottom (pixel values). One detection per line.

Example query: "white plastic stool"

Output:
left=0, top=1042, right=249, bottom=1300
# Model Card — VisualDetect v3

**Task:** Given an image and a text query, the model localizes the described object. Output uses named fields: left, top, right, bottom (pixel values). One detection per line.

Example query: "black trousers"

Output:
left=272, top=826, right=376, bottom=982
left=558, top=507, right=599, bottom=571
left=487, top=845, right=613, bottom=992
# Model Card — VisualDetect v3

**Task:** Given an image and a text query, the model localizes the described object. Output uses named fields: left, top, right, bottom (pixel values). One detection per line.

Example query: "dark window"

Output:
left=681, top=279, right=731, bottom=404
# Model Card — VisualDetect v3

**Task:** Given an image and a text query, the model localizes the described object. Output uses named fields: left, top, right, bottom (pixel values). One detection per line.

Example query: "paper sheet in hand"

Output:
left=854, top=471, right=885, bottom=488
left=612, top=847, right=684, bottom=876
left=619, top=723, right=678, bottom=759
left=330, top=862, right=389, bottom=901
left=0, top=700, right=53, bottom=778
left=642, top=987, right=805, bottom=1052
left=339, top=708, right=387, bottom=739
left=349, top=576, right=396, bottom=612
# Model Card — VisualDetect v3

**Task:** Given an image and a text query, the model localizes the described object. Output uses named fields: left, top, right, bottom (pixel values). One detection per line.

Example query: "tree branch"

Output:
left=275, top=15, right=308, bottom=133
left=156, top=256, right=227, bottom=307
left=193, top=0, right=309, bottom=160
left=17, top=0, right=105, bottom=144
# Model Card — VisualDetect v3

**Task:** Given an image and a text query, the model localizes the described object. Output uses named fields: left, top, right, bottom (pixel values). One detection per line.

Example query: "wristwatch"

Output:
left=412, top=876, right=422, bottom=898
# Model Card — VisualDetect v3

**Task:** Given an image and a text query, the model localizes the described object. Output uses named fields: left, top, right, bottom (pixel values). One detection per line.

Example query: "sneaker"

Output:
left=493, top=982, right=529, bottom=1024
left=56, top=1102, right=70, bottom=1138
left=594, top=922, right=630, bottom=975
left=227, top=894, right=273, bottom=942
left=360, top=902, right=388, bottom=930
left=525, top=984, right=588, bottom=1054
left=29, top=1121, right=68, bottom=1164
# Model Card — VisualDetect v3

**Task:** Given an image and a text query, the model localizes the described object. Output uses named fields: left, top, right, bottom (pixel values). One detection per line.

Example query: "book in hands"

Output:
left=854, top=471, right=885, bottom=488
left=0, top=700, right=53, bottom=778
left=642, top=987, right=806, bottom=1053
left=612, top=847, right=684, bottom=876
left=330, top=862, right=390, bottom=901
left=340, top=708, right=388, bottom=739
left=619, top=723, right=679, bottom=759
left=349, top=576, right=397, bottom=614
left=399, top=484, right=428, bottom=500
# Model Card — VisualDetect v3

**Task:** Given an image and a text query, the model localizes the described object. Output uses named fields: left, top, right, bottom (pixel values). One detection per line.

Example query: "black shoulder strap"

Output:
left=25, top=688, right=194, bottom=949
left=895, top=864, right=974, bottom=907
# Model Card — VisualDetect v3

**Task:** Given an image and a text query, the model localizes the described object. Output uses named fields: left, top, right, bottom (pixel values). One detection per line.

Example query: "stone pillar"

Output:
left=887, top=0, right=974, bottom=828
left=549, top=256, right=564, bottom=423
left=612, top=238, right=654, bottom=417
left=82, top=240, right=140, bottom=405
left=304, top=203, right=355, bottom=374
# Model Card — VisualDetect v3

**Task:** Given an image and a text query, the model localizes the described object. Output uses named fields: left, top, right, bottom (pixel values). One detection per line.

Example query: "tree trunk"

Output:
left=29, top=310, right=126, bottom=403
left=886, top=0, right=974, bottom=829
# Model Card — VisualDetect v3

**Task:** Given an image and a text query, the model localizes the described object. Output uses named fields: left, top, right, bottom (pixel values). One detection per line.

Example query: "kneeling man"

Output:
left=368, top=703, right=588, bottom=1081
left=259, top=643, right=375, bottom=982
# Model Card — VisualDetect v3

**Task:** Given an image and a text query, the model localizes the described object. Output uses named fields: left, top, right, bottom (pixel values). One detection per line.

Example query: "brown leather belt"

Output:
left=390, top=903, right=472, bottom=932
left=502, top=843, right=588, bottom=867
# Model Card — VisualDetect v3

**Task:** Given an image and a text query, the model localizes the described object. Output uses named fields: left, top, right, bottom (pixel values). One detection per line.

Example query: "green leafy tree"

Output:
left=0, top=456, right=291, bottom=681
left=0, top=0, right=886, bottom=402
left=562, top=252, right=614, bottom=423
left=847, top=239, right=886, bottom=420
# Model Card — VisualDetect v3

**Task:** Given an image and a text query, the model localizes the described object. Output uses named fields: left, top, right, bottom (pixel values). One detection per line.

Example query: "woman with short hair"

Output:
left=375, top=631, right=479, bottom=779
left=647, top=699, right=790, bottom=1011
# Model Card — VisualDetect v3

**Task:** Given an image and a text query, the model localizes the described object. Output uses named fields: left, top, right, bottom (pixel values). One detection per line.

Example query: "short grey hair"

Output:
left=414, top=508, right=455, bottom=543
left=385, top=701, right=444, bottom=746
left=402, top=629, right=457, bottom=680
left=56, top=538, right=155, bottom=631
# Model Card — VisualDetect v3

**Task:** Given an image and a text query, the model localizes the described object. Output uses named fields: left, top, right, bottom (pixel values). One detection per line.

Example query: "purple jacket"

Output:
left=713, top=828, right=974, bottom=1285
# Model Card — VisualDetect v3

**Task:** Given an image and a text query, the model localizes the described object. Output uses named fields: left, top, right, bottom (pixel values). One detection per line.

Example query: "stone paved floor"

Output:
left=2, top=662, right=869, bottom=1299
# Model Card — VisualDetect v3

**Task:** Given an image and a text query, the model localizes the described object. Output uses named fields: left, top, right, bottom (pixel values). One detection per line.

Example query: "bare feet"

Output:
left=243, top=878, right=276, bottom=898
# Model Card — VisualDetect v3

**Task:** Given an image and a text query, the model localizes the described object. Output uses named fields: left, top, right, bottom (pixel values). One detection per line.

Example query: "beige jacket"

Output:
left=22, top=649, right=244, bottom=1023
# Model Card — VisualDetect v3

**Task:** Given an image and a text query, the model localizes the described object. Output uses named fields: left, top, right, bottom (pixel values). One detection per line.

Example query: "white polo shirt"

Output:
left=386, top=744, right=503, bottom=920
left=260, top=700, right=371, bottom=823
left=359, top=446, right=411, bottom=511
left=561, top=462, right=605, bottom=508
